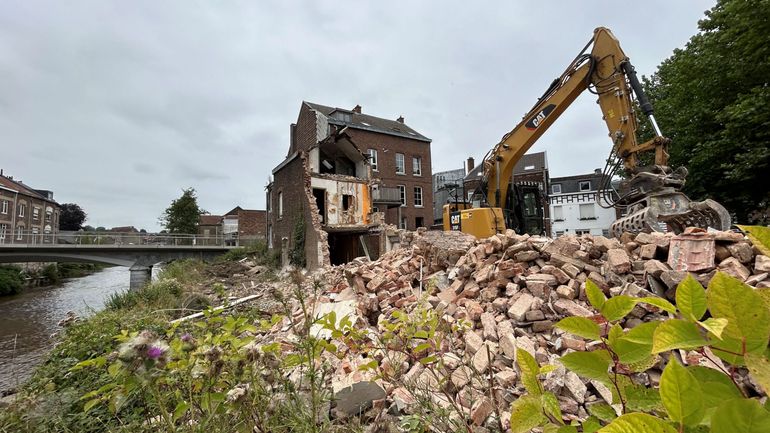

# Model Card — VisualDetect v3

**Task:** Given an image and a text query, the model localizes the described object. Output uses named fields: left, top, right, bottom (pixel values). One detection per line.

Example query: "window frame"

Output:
left=400, top=216, right=407, bottom=230
left=278, top=191, right=283, bottom=218
left=551, top=184, right=562, bottom=194
left=414, top=186, right=423, bottom=207
left=18, top=203, right=25, bottom=218
left=398, top=185, right=406, bottom=207
left=1, top=200, right=7, bottom=214
left=579, top=181, right=591, bottom=192
left=579, top=203, right=596, bottom=220
left=33, top=207, right=40, bottom=220
left=0, top=223, right=6, bottom=241
left=395, top=153, right=405, bottom=175
left=552, top=205, right=564, bottom=222
left=369, top=149, right=378, bottom=171
left=412, top=156, right=422, bottom=176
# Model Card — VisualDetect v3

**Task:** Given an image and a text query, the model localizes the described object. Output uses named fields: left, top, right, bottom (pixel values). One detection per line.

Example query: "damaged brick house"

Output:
left=266, top=102, right=432, bottom=268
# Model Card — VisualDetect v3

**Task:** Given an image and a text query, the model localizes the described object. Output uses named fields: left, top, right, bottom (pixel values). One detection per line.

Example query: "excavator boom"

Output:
left=446, top=27, right=730, bottom=238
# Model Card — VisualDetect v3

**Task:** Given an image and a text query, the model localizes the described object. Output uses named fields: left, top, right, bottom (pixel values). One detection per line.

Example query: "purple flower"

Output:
left=180, top=333, right=193, bottom=343
left=147, top=345, right=166, bottom=360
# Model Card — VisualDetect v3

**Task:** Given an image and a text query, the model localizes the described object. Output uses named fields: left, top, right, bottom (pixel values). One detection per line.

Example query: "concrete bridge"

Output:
left=0, top=232, right=235, bottom=289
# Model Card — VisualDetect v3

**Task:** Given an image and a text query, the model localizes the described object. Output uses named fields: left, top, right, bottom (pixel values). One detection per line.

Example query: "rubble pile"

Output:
left=264, top=228, right=769, bottom=427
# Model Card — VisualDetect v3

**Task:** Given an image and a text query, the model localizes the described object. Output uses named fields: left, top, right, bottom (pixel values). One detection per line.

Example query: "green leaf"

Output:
left=756, top=288, right=770, bottom=311
left=413, top=342, right=433, bottom=353
left=711, top=399, right=770, bottom=433
left=707, top=271, right=770, bottom=355
left=697, top=317, right=728, bottom=339
left=542, top=392, right=564, bottom=425
left=587, top=403, right=617, bottom=422
left=676, top=274, right=706, bottom=321
left=173, top=401, right=189, bottom=422
left=555, top=317, right=601, bottom=340
left=517, top=347, right=542, bottom=396
left=613, top=321, right=660, bottom=364
left=607, top=324, right=624, bottom=347
left=745, top=353, right=770, bottom=395
left=637, top=297, right=678, bottom=314
left=581, top=416, right=602, bottom=433
left=687, top=365, right=743, bottom=415
left=83, top=398, right=101, bottom=413
left=601, top=296, right=638, bottom=322
left=624, top=384, right=663, bottom=412
left=598, top=413, right=677, bottom=433
left=651, top=319, right=707, bottom=353
left=557, top=426, right=578, bottom=433
left=559, top=350, right=611, bottom=382
left=738, top=225, right=770, bottom=256
left=540, top=364, right=557, bottom=374
left=509, top=395, right=547, bottom=433
left=660, top=359, right=704, bottom=427
left=586, top=280, right=606, bottom=311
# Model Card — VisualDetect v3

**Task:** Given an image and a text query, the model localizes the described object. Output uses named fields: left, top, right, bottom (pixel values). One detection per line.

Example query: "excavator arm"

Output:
left=475, top=27, right=730, bottom=237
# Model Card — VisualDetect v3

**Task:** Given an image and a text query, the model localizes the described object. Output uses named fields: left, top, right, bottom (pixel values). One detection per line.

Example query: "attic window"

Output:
left=525, top=165, right=535, bottom=170
left=332, top=111, right=352, bottom=122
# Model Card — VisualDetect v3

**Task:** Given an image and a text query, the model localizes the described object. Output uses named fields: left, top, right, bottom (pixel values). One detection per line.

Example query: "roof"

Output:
left=199, top=214, right=223, bottom=225
left=304, top=102, right=431, bottom=143
left=0, top=174, right=58, bottom=204
left=224, top=206, right=265, bottom=216
left=550, top=171, right=605, bottom=194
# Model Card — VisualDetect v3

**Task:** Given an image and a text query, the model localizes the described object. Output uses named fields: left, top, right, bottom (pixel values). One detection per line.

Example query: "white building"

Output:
left=549, top=169, right=618, bottom=237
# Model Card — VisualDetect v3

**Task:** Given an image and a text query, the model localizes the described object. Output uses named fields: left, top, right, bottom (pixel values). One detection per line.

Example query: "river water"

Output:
left=0, top=266, right=132, bottom=393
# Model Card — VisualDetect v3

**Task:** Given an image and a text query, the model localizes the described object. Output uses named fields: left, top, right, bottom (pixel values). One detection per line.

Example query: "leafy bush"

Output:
left=509, top=273, right=770, bottom=432
left=0, top=265, right=24, bottom=295
left=217, top=240, right=279, bottom=267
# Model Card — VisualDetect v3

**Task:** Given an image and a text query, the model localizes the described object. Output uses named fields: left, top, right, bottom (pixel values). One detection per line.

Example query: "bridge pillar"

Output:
left=129, top=265, right=153, bottom=291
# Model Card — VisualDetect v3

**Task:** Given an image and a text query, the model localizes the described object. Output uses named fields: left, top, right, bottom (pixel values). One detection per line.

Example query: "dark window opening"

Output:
left=415, top=217, right=424, bottom=228
left=342, top=194, right=352, bottom=211
left=313, top=188, right=326, bottom=224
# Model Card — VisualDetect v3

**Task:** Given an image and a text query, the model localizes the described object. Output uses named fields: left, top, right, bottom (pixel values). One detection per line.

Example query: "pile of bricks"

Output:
left=268, top=228, right=769, bottom=427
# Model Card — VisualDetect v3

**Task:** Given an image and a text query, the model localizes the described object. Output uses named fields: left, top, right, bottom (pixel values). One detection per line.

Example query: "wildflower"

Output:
left=180, top=333, right=193, bottom=343
left=147, top=345, right=165, bottom=360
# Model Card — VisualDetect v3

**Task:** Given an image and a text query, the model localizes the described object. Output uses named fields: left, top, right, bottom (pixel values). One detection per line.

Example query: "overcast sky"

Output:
left=1, top=0, right=715, bottom=231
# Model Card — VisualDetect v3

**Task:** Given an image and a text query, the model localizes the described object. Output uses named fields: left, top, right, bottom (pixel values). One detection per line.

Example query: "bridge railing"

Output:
left=0, top=230, right=225, bottom=247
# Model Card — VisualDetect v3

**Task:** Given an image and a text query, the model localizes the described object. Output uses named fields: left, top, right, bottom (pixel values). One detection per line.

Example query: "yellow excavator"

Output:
left=443, top=27, right=730, bottom=239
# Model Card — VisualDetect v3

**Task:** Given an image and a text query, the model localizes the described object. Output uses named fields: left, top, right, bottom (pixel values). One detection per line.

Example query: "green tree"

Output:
left=59, top=203, right=87, bottom=231
left=643, top=0, right=770, bottom=223
left=160, top=188, right=206, bottom=234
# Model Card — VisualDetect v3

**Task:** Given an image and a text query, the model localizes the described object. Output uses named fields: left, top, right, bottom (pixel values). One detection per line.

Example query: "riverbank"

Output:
left=0, top=263, right=109, bottom=296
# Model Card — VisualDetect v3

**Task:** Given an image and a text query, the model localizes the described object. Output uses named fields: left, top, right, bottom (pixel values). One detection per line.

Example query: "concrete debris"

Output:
left=243, top=228, right=768, bottom=428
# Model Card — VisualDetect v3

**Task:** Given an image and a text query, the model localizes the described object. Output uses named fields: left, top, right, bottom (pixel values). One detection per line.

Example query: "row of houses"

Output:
left=264, top=101, right=620, bottom=269
left=0, top=171, right=60, bottom=244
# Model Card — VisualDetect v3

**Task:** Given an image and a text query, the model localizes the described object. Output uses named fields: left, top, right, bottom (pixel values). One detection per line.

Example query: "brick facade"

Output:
left=0, top=173, right=60, bottom=244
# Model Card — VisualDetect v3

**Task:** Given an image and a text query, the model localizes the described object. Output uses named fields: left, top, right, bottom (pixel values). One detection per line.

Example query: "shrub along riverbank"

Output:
left=0, top=263, right=110, bottom=296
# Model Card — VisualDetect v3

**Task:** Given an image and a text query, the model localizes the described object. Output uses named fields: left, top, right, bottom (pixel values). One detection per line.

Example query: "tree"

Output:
left=160, top=188, right=205, bottom=234
left=59, top=203, right=87, bottom=231
left=643, top=0, right=770, bottom=223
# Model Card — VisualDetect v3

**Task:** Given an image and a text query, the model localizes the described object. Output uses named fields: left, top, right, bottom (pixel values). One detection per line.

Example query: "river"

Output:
left=0, top=266, right=133, bottom=393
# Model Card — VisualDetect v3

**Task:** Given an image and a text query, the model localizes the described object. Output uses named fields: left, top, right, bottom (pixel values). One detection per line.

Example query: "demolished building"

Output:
left=266, top=102, right=432, bottom=269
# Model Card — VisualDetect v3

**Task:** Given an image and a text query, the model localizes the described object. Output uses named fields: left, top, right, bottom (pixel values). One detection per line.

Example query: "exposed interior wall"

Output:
left=310, top=177, right=369, bottom=226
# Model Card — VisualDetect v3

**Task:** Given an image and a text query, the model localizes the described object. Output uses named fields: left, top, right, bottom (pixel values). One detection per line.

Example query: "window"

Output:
left=525, top=165, right=535, bottom=170
left=575, top=229, right=590, bottom=235
left=0, top=224, right=6, bottom=241
left=18, top=204, right=25, bottom=217
left=555, top=230, right=564, bottom=237
left=395, top=153, right=405, bottom=174
left=369, top=149, right=378, bottom=171
left=33, top=207, right=40, bottom=220
left=342, top=194, right=352, bottom=211
left=398, top=185, right=406, bottom=206
left=579, top=181, right=591, bottom=191
left=551, top=184, right=562, bottom=194
left=579, top=203, right=596, bottom=220
left=553, top=205, right=564, bottom=221
left=414, top=187, right=423, bottom=207
left=278, top=192, right=283, bottom=217
left=416, top=217, right=424, bottom=228
left=400, top=216, right=407, bottom=229
left=412, top=157, right=422, bottom=176
left=1, top=200, right=7, bottom=214
left=16, top=226, right=23, bottom=240
left=602, top=229, right=610, bottom=237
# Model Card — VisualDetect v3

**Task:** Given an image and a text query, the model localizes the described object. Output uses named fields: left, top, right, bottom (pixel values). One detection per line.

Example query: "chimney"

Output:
left=467, top=157, right=475, bottom=173
left=396, top=115, right=404, bottom=123
left=594, top=168, right=602, bottom=175
left=290, top=123, right=296, bottom=148
left=352, top=105, right=362, bottom=113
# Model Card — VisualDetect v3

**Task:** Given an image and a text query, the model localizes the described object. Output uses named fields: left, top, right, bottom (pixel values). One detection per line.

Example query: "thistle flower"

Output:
left=226, top=384, right=249, bottom=403
left=147, top=345, right=165, bottom=360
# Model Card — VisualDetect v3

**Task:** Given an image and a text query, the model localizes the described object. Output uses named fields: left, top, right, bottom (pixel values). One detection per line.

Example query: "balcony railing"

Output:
left=372, top=187, right=403, bottom=206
